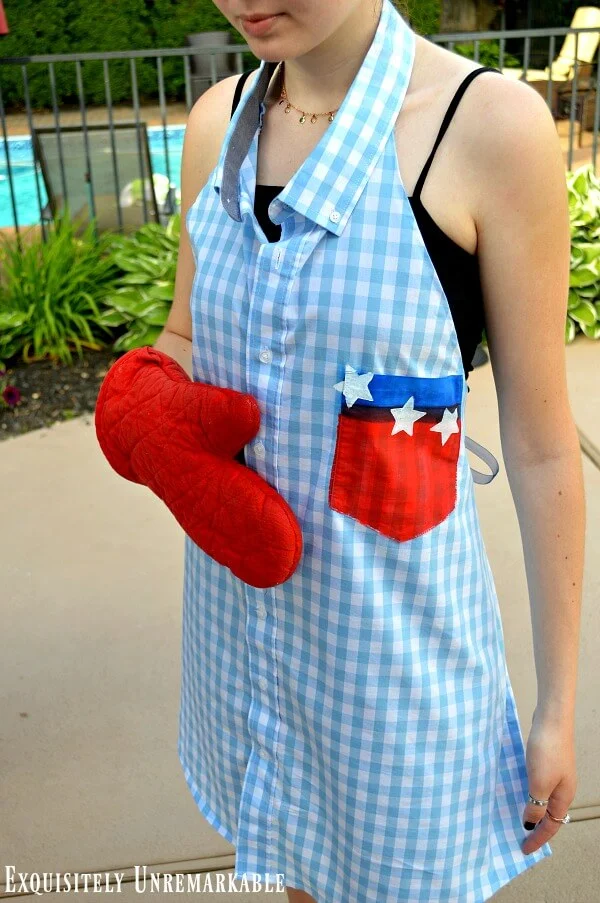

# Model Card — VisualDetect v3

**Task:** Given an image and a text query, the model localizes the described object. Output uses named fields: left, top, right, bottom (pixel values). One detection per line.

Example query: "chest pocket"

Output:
left=328, top=367, right=497, bottom=543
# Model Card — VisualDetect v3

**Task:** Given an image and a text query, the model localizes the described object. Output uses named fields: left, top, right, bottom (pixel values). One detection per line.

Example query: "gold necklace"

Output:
left=275, top=61, right=339, bottom=124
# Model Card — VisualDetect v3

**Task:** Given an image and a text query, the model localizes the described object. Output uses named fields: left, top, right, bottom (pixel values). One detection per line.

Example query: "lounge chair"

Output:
left=33, top=120, right=160, bottom=235
left=502, top=6, right=600, bottom=81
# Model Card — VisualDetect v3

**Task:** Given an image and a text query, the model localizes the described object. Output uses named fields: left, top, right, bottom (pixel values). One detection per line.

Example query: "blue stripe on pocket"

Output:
left=352, top=373, right=464, bottom=409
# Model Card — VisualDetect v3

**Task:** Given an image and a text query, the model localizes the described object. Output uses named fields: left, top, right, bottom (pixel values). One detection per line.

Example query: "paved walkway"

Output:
left=1, top=334, right=598, bottom=900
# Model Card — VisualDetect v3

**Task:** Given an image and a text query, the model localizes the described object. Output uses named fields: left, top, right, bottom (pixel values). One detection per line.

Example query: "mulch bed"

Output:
left=0, top=348, right=119, bottom=441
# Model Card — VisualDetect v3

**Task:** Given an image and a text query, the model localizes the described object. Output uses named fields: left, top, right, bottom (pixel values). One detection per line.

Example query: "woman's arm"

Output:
left=465, top=77, right=584, bottom=852
left=154, top=328, right=193, bottom=380
left=154, top=71, right=251, bottom=381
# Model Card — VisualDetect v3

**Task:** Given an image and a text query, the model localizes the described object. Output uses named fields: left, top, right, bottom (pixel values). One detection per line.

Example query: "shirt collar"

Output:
left=213, top=0, right=415, bottom=236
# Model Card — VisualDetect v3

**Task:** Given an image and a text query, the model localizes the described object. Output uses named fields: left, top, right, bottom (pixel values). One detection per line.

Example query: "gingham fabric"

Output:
left=179, top=1, right=553, bottom=899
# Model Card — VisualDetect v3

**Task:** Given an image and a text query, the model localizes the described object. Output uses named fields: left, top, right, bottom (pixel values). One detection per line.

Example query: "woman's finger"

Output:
left=521, top=785, right=572, bottom=854
left=522, top=786, right=551, bottom=832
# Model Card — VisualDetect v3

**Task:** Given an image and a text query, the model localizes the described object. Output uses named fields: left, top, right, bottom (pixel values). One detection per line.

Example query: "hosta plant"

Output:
left=0, top=207, right=121, bottom=365
left=97, top=213, right=181, bottom=352
left=565, top=163, right=600, bottom=341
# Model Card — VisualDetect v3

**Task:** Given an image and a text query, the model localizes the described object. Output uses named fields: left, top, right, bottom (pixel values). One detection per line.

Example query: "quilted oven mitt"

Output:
left=94, top=345, right=303, bottom=588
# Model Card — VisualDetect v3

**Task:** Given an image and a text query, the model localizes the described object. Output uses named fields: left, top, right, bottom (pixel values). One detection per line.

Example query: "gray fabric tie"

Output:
left=465, top=435, right=500, bottom=484
left=221, top=60, right=279, bottom=222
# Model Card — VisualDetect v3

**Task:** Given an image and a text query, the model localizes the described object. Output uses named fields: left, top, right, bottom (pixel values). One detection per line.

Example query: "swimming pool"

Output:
left=0, top=124, right=185, bottom=229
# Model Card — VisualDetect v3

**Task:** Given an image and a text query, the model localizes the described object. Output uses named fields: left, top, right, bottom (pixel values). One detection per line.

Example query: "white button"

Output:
left=329, top=209, right=340, bottom=223
left=258, top=677, right=268, bottom=691
left=256, top=605, right=267, bottom=618
left=259, top=748, right=269, bottom=760
left=259, top=349, right=272, bottom=364
left=254, top=440, right=265, bottom=458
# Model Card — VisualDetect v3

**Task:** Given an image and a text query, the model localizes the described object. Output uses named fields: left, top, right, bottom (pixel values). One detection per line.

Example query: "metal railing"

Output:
left=0, top=24, right=598, bottom=243
left=0, top=43, right=250, bottom=244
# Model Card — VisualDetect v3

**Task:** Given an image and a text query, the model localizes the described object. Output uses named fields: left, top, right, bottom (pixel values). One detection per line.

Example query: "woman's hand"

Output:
left=521, top=706, right=577, bottom=854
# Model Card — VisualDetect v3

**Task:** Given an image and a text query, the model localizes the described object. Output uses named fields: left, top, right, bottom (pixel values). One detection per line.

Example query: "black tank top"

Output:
left=230, top=64, right=502, bottom=382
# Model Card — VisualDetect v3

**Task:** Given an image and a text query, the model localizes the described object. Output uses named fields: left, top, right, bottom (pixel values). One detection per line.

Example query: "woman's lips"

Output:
left=241, top=14, right=282, bottom=37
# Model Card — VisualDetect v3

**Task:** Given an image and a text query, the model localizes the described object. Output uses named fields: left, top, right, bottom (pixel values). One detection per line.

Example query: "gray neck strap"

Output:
left=465, top=435, right=500, bottom=484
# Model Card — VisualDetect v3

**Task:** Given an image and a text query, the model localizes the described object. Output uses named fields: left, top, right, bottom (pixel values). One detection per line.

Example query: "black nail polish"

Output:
left=523, top=821, right=536, bottom=830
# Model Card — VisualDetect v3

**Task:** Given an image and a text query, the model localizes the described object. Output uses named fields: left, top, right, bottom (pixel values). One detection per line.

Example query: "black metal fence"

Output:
left=1, top=24, right=598, bottom=242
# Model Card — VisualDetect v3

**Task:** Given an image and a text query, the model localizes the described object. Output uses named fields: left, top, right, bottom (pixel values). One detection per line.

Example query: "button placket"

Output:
left=244, top=584, right=277, bottom=779
left=237, top=199, right=306, bottom=845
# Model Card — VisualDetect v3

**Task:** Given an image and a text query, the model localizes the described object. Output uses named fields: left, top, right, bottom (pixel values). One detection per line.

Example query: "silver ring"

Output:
left=527, top=792, right=550, bottom=806
left=546, top=809, right=571, bottom=825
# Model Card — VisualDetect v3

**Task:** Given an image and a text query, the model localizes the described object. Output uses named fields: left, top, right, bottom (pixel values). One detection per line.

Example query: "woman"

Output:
left=159, top=1, right=582, bottom=900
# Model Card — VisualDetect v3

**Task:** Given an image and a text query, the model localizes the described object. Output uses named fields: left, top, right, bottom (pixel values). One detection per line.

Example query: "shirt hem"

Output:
left=178, top=744, right=553, bottom=902
left=178, top=744, right=236, bottom=847
left=480, top=842, right=553, bottom=902
left=178, top=747, right=324, bottom=898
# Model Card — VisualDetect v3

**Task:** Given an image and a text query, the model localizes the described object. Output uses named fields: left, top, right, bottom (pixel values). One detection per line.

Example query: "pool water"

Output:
left=0, top=125, right=185, bottom=229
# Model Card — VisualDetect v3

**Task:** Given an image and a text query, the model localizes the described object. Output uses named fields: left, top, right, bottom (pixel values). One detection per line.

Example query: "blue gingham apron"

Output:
left=179, top=1, right=553, bottom=899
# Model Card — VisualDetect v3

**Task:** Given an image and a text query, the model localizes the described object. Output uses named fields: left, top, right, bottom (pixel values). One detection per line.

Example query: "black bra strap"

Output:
left=231, top=69, right=254, bottom=120
left=413, top=66, right=502, bottom=202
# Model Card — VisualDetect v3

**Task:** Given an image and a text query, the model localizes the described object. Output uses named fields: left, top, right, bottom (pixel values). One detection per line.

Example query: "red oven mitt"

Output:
left=94, top=345, right=302, bottom=588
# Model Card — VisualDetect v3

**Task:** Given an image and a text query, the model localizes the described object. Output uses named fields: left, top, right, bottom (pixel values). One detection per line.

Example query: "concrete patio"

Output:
left=1, top=334, right=599, bottom=901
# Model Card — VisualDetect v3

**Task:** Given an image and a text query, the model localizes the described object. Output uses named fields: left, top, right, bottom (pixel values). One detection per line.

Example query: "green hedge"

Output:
left=0, top=0, right=585, bottom=111
left=0, top=0, right=447, bottom=111
left=0, top=0, right=254, bottom=110
left=406, top=0, right=441, bottom=38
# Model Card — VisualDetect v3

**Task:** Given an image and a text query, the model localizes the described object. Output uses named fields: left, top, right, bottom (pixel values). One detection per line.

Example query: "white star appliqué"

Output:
left=333, top=364, right=374, bottom=408
left=430, top=407, right=460, bottom=445
left=390, top=396, right=427, bottom=437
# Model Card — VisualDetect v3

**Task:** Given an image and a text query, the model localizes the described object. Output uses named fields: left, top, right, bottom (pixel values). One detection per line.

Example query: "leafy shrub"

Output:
left=97, top=214, right=181, bottom=352
left=406, top=0, right=441, bottom=38
left=0, top=207, right=180, bottom=365
left=0, top=207, right=121, bottom=365
left=0, top=0, right=254, bottom=112
left=453, top=41, right=521, bottom=69
left=565, top=163, right=600, bottom=341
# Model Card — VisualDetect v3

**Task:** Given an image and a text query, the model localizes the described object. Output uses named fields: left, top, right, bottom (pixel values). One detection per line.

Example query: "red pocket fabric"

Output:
left=329, top=367, right=463, bottom=543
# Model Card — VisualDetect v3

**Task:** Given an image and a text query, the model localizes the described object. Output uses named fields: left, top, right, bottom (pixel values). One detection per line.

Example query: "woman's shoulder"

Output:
left=412, top=31, right=543, bottom=123
left=456, top=56, right=559, bottom=208
left=420, top=34, right=553, bottom=161
left=185, top=69, right=259, bottom=162
left=413, top=34, right=557, bottom=211
left=188, top=73, right=255, bottom=139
